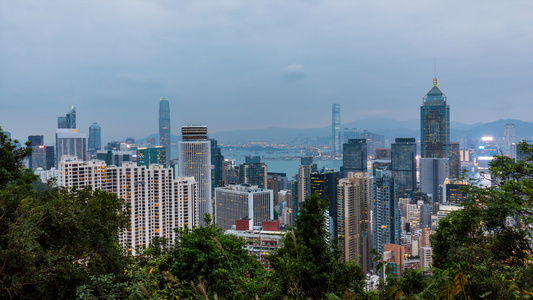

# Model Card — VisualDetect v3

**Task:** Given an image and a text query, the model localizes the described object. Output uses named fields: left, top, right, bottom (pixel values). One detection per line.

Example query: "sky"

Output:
left=1, top=1, right=532, bottom=145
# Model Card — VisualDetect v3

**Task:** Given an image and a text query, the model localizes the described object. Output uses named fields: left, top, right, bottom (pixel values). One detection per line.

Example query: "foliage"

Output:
left=430, top=141, right=533, bottom=298
left=269, top=192, right=366, bottom=299
left=0, top=126, right=36, bottom=189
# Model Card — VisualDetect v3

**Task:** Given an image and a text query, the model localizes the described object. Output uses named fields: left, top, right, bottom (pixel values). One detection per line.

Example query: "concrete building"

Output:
left=57, top=157, right=197, bottom=254
left=420, top=158, right=449, bottom=204
left=55, top=129, right=87, bottom=167
left=214, top=185, right=273, bottom=230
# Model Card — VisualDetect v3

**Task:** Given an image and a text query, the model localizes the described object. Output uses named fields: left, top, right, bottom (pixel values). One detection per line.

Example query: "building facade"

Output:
left=55, top=129, right=86, bottom=166
left=342, top=139, right=368, bottom=177
left=179, top=126, right=212, bottom=225
left=159, top=97, right=171, bottom=165
left=391, top=138, right=417, bottom=197
left=137, top=146, right=166, bottom=167
left=88, top=122, right=101, bottom=154
left=332, top=104, right=341, bottom=154
left=421, top=78, right=449, bottom=158
left=372, top=170, right=401, bottom=256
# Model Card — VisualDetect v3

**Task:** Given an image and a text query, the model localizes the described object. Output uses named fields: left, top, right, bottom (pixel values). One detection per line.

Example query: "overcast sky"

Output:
left=1, top=1, right=532, bottom=144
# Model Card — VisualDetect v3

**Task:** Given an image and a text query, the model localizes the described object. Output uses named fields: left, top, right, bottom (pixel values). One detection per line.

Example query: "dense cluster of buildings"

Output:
left=16, top=79, right=530, bottom=275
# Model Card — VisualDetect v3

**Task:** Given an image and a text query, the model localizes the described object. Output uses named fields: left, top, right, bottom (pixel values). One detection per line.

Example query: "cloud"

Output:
left=117, top=74, right=167, bottom=89
left=282, top=63, right=305, bottom=80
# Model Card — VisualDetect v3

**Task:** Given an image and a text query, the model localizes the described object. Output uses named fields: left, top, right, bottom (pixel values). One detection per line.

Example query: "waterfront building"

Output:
left=159, top=97, right=171, bottom=165
left=179, top=125, right=212, bottom=225
left=332, top=104, right=341, bottom=154
left=421, top=78, right=450, bottom=158
left=342, top=139, right=367, bottom=177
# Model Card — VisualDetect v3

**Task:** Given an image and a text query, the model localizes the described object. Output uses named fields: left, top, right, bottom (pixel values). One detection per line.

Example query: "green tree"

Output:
left=269, top=193, right=366, bottom=299
left=430, top=141, right=533, bottom=298
left=0, top=128, right=131, bottom=299
left=0, top=126, right=36, bottom=189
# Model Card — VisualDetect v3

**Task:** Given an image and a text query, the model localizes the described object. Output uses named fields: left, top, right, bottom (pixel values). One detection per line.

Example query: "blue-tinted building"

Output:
left=88, top=122, right=101, bottom=152
left=332, top=104, right=341, bottom=154
left=137, top=146, right=166, bottom=167
left=391, top=138, right=417, bottom=197
left=421, top=78, right=449, bottom=158
left=372, top=170, right=401, bottom=255
left=341, top=139, right=367, bottom=177
left=159, top=97, right=171, bottom=165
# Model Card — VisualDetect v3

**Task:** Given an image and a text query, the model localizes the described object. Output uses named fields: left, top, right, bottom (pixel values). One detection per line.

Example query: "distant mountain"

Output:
left=137, top=118, right=533, bottom=145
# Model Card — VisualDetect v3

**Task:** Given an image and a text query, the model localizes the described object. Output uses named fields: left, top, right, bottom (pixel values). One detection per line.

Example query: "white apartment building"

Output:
left=58, top=156, right=198, bottom=254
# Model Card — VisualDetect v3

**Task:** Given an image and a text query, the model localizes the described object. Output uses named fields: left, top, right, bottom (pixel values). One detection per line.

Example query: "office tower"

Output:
left=337, top=172, right=373, bottom=273
left=55, top=129, right=86, bottom=166
left=342, top=139, right=367, bottom=177
left=179, top=125, right=212, bottom=225
left=449, top=142, right=460, bottom=179
left=239, top=156, right=268, bottom=188
left=97, top=150, right=133, bottom=166
left=421, top=78, right=450, bottom=158
left=88, top=122, right=101, bottom=152
left=391, top=138, right=417, bottom=197
left=371, top=159, right=392, bottom=177
left=439, top=180, right=467, bottom=205
left=210, top=139, right=225, bottom=188
left=214, top=185, right=274, bottom=230
left=58, top=157, right=197, bottom=254
left=332, top=104, right=341, bottom=154
left=291, top=179, right=299, bottom=222
left=343, top=128, right=359, bottom=145
left=360, top=130, right=385, bottom=157
left=311, top=170, right=339, bottom=238
left=503, top=123, right=516, bottom=155
left=375, top=148, right=391, bottom=160
left=297, top=157, right=317, bottom=208
left=267, top=172, right=289, bottom=205
left=372, top=170, right=401, bottom=256
left=159, top=97, right=171, bottom=165
left=137, top=146, right=166, bottom=167
left=58, top=105, right=76, bottom=129
left=28, top=135, right=44, bottom=169
left=420, top=158, right=449, bottom=203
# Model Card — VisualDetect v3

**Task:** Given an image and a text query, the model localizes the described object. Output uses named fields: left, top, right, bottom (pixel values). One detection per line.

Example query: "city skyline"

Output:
left=1, top=1, right=532, bottom=143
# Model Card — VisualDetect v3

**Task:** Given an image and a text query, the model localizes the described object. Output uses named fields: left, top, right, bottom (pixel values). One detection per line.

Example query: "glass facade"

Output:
left=391, top=138, right=417, bottom=197
left=332, top=104, right=341, bottom=154
left=159, top=97, right=171, bottom=165
left=421, top=79, right=449, bottom=158
left=342, top=139, right=367, bottom=177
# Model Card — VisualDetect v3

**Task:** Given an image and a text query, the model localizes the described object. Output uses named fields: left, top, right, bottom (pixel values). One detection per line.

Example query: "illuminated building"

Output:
left=391, top=138, right=417, bottom=197
left=421, top=78, right=449, bottom=158
left=137, top=146, right=166, bottom=167
left=342, top=139, right=367, bottom=177
left=311, top=170, right=340, bottom=238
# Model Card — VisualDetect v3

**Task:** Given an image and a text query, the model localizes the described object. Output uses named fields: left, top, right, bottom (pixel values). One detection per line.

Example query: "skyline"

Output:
left=1, top=1, right=532, bottom=143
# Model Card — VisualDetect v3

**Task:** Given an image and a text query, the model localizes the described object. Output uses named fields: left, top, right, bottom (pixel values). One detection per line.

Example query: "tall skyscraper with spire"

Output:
left=88, top=122, right=101, bottom=152
left=421, top=78, right=450, bottom=158
left=58, top=105, right=76, bottom=129
left=332, top=104, right=341, bottom=154
left=159, top=97, right=171, bottom=166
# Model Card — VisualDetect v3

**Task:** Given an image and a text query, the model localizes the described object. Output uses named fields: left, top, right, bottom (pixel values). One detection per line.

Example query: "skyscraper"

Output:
left=311, top=170, right=339, bottom=238
left=421, top=78, right=449, bottom=158
left=137, top=146, right=166, bottom=167
left=28, top=135, right=44, bottom=170
left=372, top=170, right=401, bottom=255
left=391, top=138, right=417, bottom=197
left=88, top=122, right=101, bottom=153
left=341, top=139, right=367, bottom=177
left=210, top=139, right=225, bottom=188
left=159, top=97, right=171, bottom=165
left=179, top=125, right=212, bottom=225
left=55, top=129, right=86, bottom=166
left=58, top=106, right=76, bottom=129
left=332, top=104, right=341, bottom=154
left=239, top=156, right=268, bottom=188
left=420, top=158, right=449, bottom=204
left=503, top=123, right=516, bottom=155
left=449, top=142, right=460, bottom=179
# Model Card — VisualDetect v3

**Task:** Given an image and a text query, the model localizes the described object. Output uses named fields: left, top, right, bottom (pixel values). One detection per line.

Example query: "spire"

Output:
left=433, top=78, right=437, bottom=87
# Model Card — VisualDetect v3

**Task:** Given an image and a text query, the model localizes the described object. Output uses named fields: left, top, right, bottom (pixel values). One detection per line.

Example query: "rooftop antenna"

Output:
left=433, top=58, right=438, bottom=87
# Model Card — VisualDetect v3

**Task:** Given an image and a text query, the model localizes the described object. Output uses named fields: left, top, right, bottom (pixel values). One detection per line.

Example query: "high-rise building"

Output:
left=375, top=148, right=391, bottom=160
left=503, top=123, right=516, bottom=155
left=342, top=139, right=367, bottom=177
left=58, top=106, right=76, bottom=129
left=449, top=142, right=460, bottom=179
left=372, top=170, right=401, bottom=256
left=28, top=135, right=44, bottom=170
left=210, top=139, right=225, bottom=188
left=439, top=180, right=468, bottom=205
left=214, top=185, right=273, bottom=230
left=421, top=78, right=449, bottom=158
left=159, top=97, right=171, bottom=165
left=55, top=129, right=86, bottom=166
left=88, top=122, right=101, bottom=157
left=311, top=170, right=340, bottom=238
left=420, top=158, right=449, bottom=204
left=337, top=172, right=373, bottom=273
left=239, top=156, right=268, bottom=188
left=58, top=157, right=197, bottom=254
left=343, top=128, right=359, bottom=145
left=137, top=146, right=166, bottom=167
left=97, top=150, right=133, bottom=166
left=332, top=104, right=341, bottom=154
left=360, top=130, right=385, bottom=157
left=297, top=157, right=317, bottom=209
left=179, top=125, right=212, bottom=225
left=391, top=138, right=417, bottom=197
